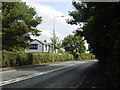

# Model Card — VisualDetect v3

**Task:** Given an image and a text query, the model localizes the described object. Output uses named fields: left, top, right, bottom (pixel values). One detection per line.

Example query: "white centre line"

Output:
left=0, top=62, right=82, bottom=86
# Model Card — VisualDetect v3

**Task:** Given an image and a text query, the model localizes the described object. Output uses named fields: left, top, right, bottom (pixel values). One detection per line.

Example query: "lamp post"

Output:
left=52, top=16, right=64, bottom=63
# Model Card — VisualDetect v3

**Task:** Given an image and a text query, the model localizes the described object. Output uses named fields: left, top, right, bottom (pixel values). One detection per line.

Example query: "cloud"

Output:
left=22, top=0, right=89, bottom=51
left=31, top=30, right=52, bottom=42
left=22, top=0, right=72, bottom=2
left=23, top=1, right=81, bottom=43
left=24, top=1, right=78, bottom=38
left=31, top=30, right=64, bottom=43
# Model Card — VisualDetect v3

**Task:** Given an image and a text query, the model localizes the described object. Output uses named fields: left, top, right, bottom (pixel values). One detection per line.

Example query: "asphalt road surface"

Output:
left=1, top=60, right=99, bottom=88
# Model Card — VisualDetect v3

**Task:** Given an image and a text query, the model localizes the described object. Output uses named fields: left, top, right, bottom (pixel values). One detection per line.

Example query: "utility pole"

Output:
left=52, top=16, right=64, bottom=63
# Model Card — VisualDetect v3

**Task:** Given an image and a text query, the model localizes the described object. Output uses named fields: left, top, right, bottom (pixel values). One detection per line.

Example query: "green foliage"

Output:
left=2, top=2, right=42, bottom=51
left=32, top=53, right=73, bottom=64
left=1, top=51, right=73, bottom=68
left=16, top=51, right=32, bottom=66
left=32, top=53, right=52, bottom=64
left=55, top=53, right=73, bottom=61
left=62, top=35, right=86, bottom=55
left=2, top=50, right=32, bottom=67
left=50, top=32, right=62, bottom=51
left=2, top=50, right=17, bottom=67
left=77, top=53, right=96, bottom=60
left=1, top=51, right=94, bottom=68
left=68, top=2, right=120, bottom=87
left=58, top=49, right=64, bottom=54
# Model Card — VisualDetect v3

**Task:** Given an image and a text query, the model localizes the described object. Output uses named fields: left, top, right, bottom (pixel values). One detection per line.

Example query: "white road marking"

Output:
left=0, top=62, right=81, bottom=86
left=0, top=70, right=17, bottom=73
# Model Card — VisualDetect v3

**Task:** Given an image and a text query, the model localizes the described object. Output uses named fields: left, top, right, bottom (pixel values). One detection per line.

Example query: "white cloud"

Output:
left=22, top=0, right=72, bottom=2
left=31, top=30, right=52, bottom=42
left=31, top=30, right=64, bottom=43
left=24, top=1, right=79, bottom=41
left=23, top=0, right=88, bottom=51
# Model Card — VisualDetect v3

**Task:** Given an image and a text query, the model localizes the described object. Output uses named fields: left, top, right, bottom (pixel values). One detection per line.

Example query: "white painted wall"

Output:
left=25, top=40, right=55, bottom=53
left=43, top=45, right=50, bottom=52
left=25, top=41, right=43, bottom=53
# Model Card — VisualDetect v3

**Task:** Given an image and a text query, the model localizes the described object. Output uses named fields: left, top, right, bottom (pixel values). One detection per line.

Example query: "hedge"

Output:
left=1, top=51, right=33, bottom=67
left=1, top=50, right=73, bottom=68
left=32, top=53, right=73, bottom=64
left=1, top=50, right=96, bottom=68
left=77, top=53, right=96, bottom=60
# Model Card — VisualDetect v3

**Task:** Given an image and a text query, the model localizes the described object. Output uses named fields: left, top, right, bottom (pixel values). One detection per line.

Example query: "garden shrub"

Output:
left=2, top=50, right=96, bottom=68
left=2, top=51, right=31, bottom=67
left=77, top=53, right=96, bottom=60
left=32, top=53, right=73, bottom=64
left=2, top=50, right=73, bottom=68
left=2, top=50, right=17, bottom=67
left=16, top=51, right=31, bottom=66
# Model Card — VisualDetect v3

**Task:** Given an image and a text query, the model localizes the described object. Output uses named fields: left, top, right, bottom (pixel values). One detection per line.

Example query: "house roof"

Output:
left=34, top=39, right=52, bottom=46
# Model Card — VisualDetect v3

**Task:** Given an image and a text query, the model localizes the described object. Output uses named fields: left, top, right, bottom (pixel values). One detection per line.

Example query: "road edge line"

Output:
left=0, top=63, right=79, bottom=86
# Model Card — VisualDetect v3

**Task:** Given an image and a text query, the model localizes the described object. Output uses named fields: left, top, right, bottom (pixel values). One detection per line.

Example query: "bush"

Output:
left=1, top=51, right=73, bottom=68
left=2, top=50, right=17, bottom=67
left=16, top=51, right=32, bottom=66
left=2, top=50, right=32, bottom=67
left=77, top=53, right=96, bottom=60
left=32, top=53, right=52, bottom=64
left=32, top=53, right=73, bottom=64
left=1, top=51, right=96, bottom=68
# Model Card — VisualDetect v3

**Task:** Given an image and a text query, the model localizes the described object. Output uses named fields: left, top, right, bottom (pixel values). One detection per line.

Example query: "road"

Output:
left=1, top=60, right=98, bottom=88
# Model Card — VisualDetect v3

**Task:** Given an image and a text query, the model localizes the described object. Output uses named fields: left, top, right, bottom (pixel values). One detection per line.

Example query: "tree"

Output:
left=68, top=2, right=120, bottom=87
left=58, top=49, right=64, bottom=54
left=50, top=32, right=62, bottom=52
left=62, top=35, right=86, bottom=55
left=0, top=2, right=2, bottom=50
left=2, top=2, right=42, bottom=51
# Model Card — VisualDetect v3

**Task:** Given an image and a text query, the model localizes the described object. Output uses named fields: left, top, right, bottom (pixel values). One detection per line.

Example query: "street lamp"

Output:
left=52, top=15, right=64, bottom=63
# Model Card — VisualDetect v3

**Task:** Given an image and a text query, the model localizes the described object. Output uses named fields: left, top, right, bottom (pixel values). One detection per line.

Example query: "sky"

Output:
left=22, top=0, right=79, bottom=41
left=22, top=0, right=88, bottom=50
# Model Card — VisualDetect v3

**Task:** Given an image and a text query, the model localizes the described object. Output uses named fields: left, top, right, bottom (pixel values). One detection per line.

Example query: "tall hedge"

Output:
left=77, top=53, right=96, bottom=60
left=2, top=50, right=17, bottom=67
left=1, top=50, right=73, bottom=68
left=1, top=51, right=96, bottom=68
left=2, top=50, right=33, bottom=67
left=32, top=53, right=73, bottom=64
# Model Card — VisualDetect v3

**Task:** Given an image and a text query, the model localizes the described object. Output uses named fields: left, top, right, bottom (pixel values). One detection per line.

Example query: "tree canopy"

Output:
left=62, top=35, right=86, bottom=55
left=68, top=2, right=120, bottom=87
left=2, top=2, right=42, bottom=51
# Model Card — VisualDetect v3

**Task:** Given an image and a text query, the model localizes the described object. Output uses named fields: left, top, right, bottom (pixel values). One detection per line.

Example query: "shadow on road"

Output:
left=77, top=62, right=114, bottom=88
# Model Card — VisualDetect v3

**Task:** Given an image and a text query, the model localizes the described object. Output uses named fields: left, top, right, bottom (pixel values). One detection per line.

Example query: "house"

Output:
left=25, top=39, right=58, bottom=53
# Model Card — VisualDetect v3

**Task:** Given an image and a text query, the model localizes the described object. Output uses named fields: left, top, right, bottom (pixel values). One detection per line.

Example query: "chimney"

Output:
left=44, top=40, right=47, bottom=42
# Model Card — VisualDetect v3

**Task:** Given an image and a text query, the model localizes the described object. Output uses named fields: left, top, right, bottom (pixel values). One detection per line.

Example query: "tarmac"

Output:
left=77, top=62, right=114, bottom=88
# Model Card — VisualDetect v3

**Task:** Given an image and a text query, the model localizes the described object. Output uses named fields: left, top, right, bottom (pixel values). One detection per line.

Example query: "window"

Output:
left=30, top=44, right=38, bottom=49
